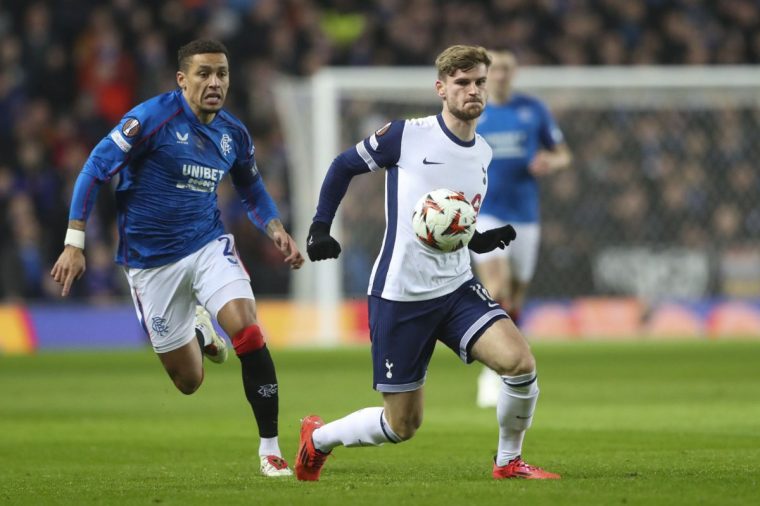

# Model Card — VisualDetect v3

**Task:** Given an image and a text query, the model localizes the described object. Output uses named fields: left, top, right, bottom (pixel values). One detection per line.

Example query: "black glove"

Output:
left=306, top=221, right=341, bottom=261
left=468, top=225, right=517, bottom=254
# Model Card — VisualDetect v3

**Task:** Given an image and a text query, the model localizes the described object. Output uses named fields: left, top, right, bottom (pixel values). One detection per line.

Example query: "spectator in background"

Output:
left=727, top=161, right=760, bottom=239
left=3, top=194, right=49, bottom=299
left=74, top=8, right=136, bottom=123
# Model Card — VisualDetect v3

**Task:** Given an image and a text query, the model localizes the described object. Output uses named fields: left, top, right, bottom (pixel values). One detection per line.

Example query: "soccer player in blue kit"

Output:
left=296, top=45, right=559, bottom=481
left=50, top=39, right=303, bottom=477
left=473, top=50, right=572, bottom=408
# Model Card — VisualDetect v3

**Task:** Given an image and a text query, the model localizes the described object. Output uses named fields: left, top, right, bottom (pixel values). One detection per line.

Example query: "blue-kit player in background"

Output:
left=472, top=49, right=572, bottom=408
left=51, top=39, right=304, bottom=478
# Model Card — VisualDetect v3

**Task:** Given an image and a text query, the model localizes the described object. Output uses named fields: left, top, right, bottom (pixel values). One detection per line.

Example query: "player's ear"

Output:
left=176, top=71, right=186, bottom=90
left=435, top=79, right=446, bottom=99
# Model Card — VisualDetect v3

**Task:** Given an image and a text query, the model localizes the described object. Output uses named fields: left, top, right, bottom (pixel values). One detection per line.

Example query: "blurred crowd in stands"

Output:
left=1, top=0, right=759, bottom=301
left=538, top=106, right=760, bottom=297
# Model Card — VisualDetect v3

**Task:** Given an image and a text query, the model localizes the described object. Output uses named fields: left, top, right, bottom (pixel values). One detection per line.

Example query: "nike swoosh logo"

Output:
left=516, top=414, right=533, bottom=420
left=422, top=157, right=443, bottom=165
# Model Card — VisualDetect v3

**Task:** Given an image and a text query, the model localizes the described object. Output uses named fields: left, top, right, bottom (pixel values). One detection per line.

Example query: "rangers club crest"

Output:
left=257, top=383, right=278, bottom=398
left=151, top=316, right=169, bottom=337
left=220, top=133, right=232, bottom=156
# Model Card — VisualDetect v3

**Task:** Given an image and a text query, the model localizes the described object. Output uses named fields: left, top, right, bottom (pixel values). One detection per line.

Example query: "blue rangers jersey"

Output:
left=476, top=93, right=564, bottom=223
left=69, top=89, right=278, bottom=268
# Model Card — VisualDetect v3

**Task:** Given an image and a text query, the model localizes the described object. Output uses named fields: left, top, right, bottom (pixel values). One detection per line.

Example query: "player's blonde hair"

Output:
left=435, top=45, right=492, bottom=79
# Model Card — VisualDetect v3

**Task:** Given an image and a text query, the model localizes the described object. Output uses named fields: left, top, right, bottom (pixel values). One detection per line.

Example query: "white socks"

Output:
left=312, top=407, right=402, bottom=453
left=306, top=374, right=538, bottom=464
left=496, top=371, right=539, bottom=466
left=259, top=436, right=282, bottom=457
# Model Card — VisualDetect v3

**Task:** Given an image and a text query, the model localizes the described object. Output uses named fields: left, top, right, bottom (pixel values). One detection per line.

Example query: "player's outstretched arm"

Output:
left=51, top=117, right=134, bottom=296
left=50, top=220, right=87, bottom=297
left=267, top=219, right=305, bottom=270
left=306, top=121, right=402, bottom=262
left=51, top=166, right=107, bottom=297
left=307, top=147, right=374, bottom=262
left=50, top=101, right=155, bottom=296
left=468, top=224, right=517, bottom=254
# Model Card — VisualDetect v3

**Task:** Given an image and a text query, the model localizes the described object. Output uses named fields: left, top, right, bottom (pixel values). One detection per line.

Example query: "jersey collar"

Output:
left=436, top=114, right=476, bottom=148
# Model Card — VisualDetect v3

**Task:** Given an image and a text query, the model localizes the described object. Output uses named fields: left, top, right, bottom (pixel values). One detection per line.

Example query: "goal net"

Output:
left=274, top=66, right=760, bottom=342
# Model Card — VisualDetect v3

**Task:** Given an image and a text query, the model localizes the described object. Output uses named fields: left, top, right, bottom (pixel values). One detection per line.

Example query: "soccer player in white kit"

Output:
left=296, top=45, right=560, bottom=481
left=473, top=50, right=573, bottom=408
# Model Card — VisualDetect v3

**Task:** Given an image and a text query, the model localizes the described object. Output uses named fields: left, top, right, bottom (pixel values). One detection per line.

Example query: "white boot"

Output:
left=195, top=306, right=228, bottom=364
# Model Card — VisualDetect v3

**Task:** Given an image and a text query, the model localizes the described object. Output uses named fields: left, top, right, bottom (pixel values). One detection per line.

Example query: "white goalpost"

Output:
left=274, top=66, right=760, bottom=344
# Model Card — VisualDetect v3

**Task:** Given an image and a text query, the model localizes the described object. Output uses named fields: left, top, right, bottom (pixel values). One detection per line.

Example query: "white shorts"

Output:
left=471, top=214, right=541, bottom=283
left=124, top=234, right=254, bottom=353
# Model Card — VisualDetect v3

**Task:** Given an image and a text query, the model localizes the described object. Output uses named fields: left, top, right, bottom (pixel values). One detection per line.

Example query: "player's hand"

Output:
left=306, top=221, right=341, bottom=261
left=528, top=151, right=552, bottom=176
left=269, top=223, right=305, bottom=270
left=50, top=245, right=86, bottom=297
left=468, top=225, right=516, bottom=254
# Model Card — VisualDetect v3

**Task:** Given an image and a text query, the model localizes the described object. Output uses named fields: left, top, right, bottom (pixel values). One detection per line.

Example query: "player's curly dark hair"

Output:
left=435, top=45, right=492, bottom=79
left=177, top=39, right=229, bottom=72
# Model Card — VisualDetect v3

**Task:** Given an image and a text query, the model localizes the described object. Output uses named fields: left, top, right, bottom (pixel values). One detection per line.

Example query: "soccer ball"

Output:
left=412, top=189, right=477, bottom=252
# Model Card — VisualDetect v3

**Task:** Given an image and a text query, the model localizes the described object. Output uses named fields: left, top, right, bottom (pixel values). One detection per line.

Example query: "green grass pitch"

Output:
left=1, top=340, right=759, bottom=505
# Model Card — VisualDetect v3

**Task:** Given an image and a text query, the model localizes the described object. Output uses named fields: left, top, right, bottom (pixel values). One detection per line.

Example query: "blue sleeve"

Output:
left=230, top=156, right=279, bottom=233
left=313, top=147, right=372, bottom=225
left=68, top=170, right=102, bottom=221
left=88, top=102, right=161, bottom=179
left=536, top=100, right=564, bottom=150
left=232, top=122, right=256, bottom=175
left=68, top=99, right=164, bottom=220
left=354, top=120, right=405, bottom=171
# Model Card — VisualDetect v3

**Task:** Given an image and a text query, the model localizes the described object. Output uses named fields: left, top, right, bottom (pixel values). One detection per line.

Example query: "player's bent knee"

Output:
left=390, top=423, right=419, bottom=441
left=171, top=370, right=204, bottom=395
left=388, top=413, right=423, bottom=441
left=232, top=324, right=265, bottom=356
left=492, top=351, right=536, bottom=377
left=174, top=379, right=201, bottom=395
left=514, top=353, right=536, bottom=376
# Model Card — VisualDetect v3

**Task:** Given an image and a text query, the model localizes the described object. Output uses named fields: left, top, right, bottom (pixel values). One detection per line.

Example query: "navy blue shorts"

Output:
left=369, top=277, right=508, bottom=392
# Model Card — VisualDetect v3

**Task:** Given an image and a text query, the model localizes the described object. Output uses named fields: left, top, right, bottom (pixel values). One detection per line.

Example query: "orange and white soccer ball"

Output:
left=412, top=189, right=477, bottom=252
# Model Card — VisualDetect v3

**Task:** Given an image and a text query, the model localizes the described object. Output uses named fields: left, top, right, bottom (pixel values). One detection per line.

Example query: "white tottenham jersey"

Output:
left=355, top=114, right=493, bottom=301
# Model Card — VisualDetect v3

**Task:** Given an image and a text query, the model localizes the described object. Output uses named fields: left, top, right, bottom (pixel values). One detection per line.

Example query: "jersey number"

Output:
left=471, top=282, right=499, bottom=308
left=218, top=236, right=239, bottom=265
left=471, top=193, right=482, bottom=213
